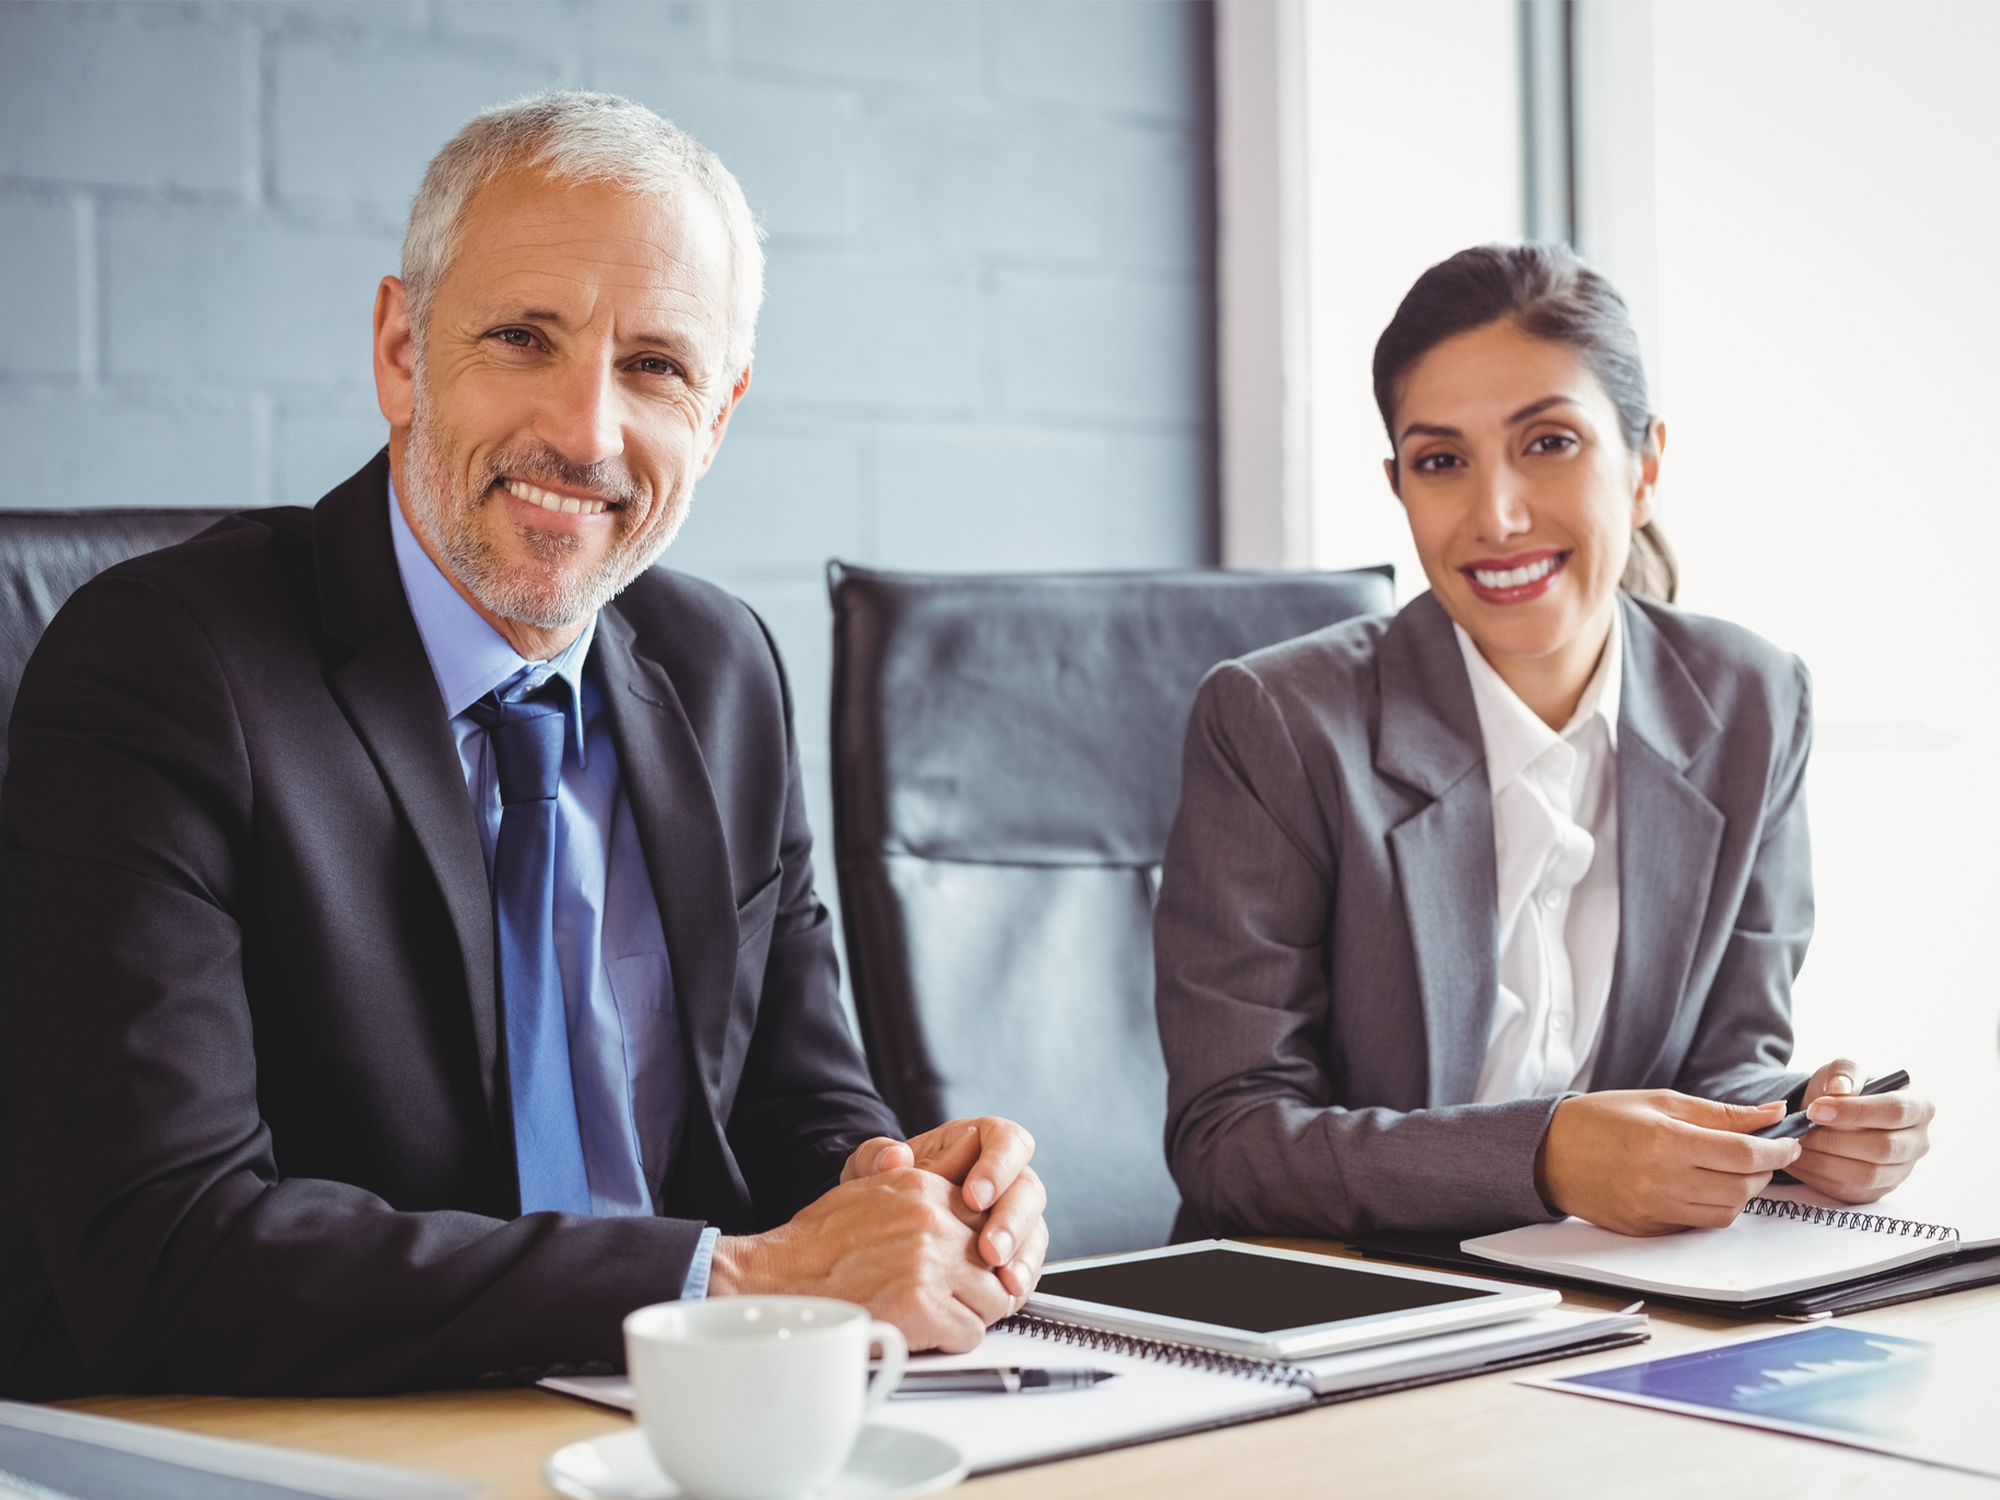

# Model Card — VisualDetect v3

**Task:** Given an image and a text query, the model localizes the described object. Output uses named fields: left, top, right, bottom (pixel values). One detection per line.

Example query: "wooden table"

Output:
left=63, top=1245, right=2000, bottom=1500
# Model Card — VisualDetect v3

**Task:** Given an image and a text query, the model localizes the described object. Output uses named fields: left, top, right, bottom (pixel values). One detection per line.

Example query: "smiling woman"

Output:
left=1154, top=244, right=1937, bottom=1245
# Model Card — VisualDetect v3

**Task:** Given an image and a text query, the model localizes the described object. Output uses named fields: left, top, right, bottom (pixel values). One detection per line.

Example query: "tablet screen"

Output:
left=1034, top=1248, right=1489, bottom=1334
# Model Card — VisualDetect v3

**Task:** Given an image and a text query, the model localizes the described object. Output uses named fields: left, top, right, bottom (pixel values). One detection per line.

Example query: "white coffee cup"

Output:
left=623, top=1296, right=908, bottom=1500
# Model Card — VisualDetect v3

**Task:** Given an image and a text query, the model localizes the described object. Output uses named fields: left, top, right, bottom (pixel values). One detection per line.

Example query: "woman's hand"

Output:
left=1785, top=1058, right=1935, bottom=1204
left=1535, top=1090, right=1803, bottom=1235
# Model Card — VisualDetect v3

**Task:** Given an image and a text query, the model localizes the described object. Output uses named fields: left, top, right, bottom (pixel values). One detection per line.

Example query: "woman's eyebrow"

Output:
left=1396, top=395, right=1584, bottom=447
left=1504, top=395, right=1581, bottom=426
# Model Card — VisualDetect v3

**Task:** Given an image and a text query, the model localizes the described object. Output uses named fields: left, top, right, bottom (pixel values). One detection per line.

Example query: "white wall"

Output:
left=1642, top=1, right=2000, bottom=1138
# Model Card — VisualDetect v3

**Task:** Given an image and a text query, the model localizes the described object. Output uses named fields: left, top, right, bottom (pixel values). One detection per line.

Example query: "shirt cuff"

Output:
left=680, top=1226, right=721, bottom=1300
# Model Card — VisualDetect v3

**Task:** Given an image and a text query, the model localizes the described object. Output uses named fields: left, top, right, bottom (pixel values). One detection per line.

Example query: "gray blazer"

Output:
left=1155, top=591, right=1813, bottom=1239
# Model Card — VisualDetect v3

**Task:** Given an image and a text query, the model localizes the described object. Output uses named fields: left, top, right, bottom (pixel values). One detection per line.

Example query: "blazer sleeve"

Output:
left=1156, top=663, right=1561, bottom=1240
left=3, top=574, right=703, bottom=1396
left=1672, top=653, right=1815, bottom=1105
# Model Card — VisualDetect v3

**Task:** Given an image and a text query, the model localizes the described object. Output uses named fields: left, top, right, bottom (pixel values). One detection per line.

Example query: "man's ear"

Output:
left=373, top=276, right=416, bottom=430
left=696, top=364, right=753, bottom=478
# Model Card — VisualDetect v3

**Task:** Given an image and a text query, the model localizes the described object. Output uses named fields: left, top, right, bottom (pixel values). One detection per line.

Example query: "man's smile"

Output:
left=500, top=476, right=618, bottom=517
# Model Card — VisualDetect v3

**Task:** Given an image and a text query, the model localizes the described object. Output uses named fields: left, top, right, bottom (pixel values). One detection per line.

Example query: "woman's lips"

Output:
left=1461, top=549, right=1568, bottom=604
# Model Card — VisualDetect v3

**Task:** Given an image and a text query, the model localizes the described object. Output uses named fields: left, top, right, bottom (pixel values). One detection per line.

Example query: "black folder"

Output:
left=1354, top=1233, right=2000, bottom=1319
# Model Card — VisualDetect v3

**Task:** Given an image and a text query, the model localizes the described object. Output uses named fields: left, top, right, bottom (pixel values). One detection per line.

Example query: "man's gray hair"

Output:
left=401, top=90, right=764, bottom=383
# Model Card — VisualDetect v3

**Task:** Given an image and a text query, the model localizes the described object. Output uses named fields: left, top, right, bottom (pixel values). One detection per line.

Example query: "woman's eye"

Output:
left=1412, top=453, right=1462, bottom=473
left=1527, top=432, right=1577, bottom=455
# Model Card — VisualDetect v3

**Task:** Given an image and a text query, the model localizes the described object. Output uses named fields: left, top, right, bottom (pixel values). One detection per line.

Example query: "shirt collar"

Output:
left=388, top=477, right=596, bottom=757
left=1454, top=604, right=1623, bottom=793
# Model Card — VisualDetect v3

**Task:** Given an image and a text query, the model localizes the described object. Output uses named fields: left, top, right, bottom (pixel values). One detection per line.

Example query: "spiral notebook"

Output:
left=542, top=1304, right=1645, bottom=1475
left=1462, top=1182, right=2000, bottom=1303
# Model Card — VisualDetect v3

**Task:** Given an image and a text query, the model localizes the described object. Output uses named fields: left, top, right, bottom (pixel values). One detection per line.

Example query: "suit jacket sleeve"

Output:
left=1672, top=653, right=1814, bottom=1105
left=3, top=573, right=704, bottom=1395
left=1156, top=663, right=1560, bottom=1240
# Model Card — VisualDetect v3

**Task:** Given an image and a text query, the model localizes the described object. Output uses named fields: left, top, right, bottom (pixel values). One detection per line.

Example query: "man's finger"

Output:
left=947, top=1252, right=1016, bottom=1327
left=906, top=1120, right=984, bottom=1181
left=910, top=1295, right=991, bottom=1355
left=977, top=1166, right=1047, bottom=1268
left=842, top=1137, right=912, bottom=1182
left=999, top=1215, right=1051, bottom=1303
left=957, top=1118, right=1036, bottom=1213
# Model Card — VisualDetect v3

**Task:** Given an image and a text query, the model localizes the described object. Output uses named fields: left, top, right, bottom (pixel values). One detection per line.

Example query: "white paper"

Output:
left=541, top=1307, right=1646, bottom=1474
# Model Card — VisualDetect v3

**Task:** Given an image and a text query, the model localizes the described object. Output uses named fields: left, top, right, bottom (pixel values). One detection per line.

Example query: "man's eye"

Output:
left=633, top=357, right=679, bottom=377
left=495, top=329, right=535, bottom=348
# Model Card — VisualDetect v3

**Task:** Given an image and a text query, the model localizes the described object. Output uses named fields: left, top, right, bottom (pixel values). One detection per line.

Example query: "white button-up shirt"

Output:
left=1455, top=610, right=1623, bottom=1103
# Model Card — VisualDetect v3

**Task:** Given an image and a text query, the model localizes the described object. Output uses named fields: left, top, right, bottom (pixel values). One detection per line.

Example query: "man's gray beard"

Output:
left=401, top=385, right=689, bottom=631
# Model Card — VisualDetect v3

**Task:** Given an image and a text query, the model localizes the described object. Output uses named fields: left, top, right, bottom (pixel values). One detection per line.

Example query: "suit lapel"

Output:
left=314, top=457, right=501, bottom=1120
left=1375, top=595, right=1499, bottom=1106
left=1594, top=596, right=1727, bottom=1087
left=591, top=606, right=745, bottom=1137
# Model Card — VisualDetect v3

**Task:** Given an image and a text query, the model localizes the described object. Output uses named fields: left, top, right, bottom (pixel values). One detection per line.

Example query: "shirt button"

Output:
left=1541, top=888, right=1562, bottom=910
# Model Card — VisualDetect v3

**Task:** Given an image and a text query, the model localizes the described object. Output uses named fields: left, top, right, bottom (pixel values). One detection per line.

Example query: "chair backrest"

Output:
left=0, top=510, right=233, bottom=788
left=828, top=562, right=1396, bottom=1258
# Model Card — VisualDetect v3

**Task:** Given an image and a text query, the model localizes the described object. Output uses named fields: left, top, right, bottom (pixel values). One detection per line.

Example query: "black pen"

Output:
left=891, top=1367, right=1117, bottom=1396
left=1756, top=1069, right=1910, bottom=1140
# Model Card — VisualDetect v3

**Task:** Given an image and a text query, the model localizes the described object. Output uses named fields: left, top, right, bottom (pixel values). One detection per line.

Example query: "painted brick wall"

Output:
left=0, top=0, right=1216, bottom=1015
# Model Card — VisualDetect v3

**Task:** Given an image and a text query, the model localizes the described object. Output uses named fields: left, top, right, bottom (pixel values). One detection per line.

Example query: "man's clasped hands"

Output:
left=711, top=1117, right=1048, bottom=1353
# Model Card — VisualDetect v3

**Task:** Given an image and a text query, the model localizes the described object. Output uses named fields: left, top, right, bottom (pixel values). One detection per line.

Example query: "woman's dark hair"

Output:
left=1372, top=243, right=1677, bottom=603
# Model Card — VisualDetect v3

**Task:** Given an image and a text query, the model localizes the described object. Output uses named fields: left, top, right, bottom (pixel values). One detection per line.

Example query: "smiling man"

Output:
left=0, top=93, right=1047, bottom=1399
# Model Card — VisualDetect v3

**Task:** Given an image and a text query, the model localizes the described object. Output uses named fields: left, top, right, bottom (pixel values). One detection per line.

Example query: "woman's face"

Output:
left=1387, top=320, right=1659, bottom=678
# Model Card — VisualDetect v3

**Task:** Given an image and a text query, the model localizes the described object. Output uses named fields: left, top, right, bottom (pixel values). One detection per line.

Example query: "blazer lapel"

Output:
left=1375, top=595, right=1499, bottom=1106
left=591, top=606, right=746, bottom=1143
left=314, top=457, right=502, bottom=1121
left=1594, top=596, right=1727, bottom=1087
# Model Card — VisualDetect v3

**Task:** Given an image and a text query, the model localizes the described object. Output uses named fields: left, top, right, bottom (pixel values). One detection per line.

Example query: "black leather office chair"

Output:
left=0, top=509, right=233, bottom=788
left=828, top=562, right=1396, bottom=1259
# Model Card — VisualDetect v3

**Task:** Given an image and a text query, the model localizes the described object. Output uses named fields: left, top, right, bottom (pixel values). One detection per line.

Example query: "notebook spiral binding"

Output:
left=1744, top=1196, right=1958, bottom=1241
left=994, top=1312, right=1312, bottom=1389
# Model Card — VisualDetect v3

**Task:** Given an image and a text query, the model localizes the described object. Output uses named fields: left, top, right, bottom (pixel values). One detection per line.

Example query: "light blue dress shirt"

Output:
left=388, top=483, right=717, bottom=1297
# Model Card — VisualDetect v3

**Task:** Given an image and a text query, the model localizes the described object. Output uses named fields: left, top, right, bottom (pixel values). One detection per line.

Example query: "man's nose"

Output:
left=535, top=356, right=625, bottom=470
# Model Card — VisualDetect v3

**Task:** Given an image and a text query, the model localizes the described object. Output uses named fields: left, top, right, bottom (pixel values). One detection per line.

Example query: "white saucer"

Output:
left=544, top=1425, right=967, bottom=1500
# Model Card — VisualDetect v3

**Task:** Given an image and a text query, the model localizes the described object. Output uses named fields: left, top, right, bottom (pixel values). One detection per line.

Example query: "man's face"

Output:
left=388, top=169, right=739, bottom=632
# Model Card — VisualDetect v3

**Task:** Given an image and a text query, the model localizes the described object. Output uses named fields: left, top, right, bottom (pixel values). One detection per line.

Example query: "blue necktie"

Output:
left=469, top=681, right=593, bottom=1216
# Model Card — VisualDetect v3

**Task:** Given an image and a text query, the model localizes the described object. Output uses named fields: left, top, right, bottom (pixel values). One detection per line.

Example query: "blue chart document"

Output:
left=1528, top=1324, right=2000, bottom=1479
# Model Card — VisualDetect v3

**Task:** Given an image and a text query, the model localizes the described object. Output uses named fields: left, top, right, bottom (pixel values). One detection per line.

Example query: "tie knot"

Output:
left=467, top=679, right=570, bottom=805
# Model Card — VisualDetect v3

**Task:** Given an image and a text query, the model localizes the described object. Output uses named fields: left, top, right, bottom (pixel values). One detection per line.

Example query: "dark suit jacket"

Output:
left=1157, top=591, right=1813, bottom=1240
left=0, top=453, right=899, bottom=1397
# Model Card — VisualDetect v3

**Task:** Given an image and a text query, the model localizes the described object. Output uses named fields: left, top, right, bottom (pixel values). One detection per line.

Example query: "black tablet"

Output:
left=1024, top=1240, right=1557, bottom=1359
